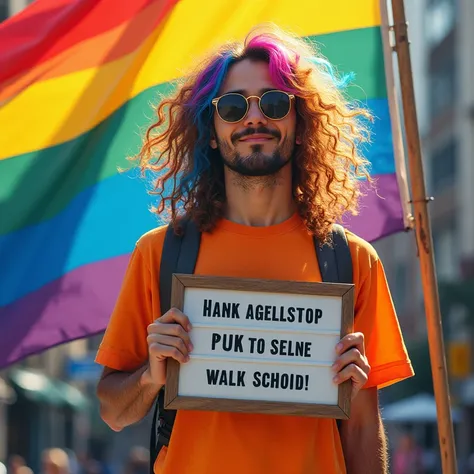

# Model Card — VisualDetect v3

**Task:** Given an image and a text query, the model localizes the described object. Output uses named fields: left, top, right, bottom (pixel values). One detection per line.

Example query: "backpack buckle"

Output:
left=157, top=417, right=172, bottom=442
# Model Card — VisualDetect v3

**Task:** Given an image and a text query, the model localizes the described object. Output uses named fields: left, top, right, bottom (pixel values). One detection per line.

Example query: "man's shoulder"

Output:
left=343, top=228, right=380, bottom=269
left=135, top=223, right=170, bottom=255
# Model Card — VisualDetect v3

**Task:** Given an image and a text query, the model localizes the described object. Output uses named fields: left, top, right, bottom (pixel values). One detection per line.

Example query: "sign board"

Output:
left=164, top=274, right=354, bottom=419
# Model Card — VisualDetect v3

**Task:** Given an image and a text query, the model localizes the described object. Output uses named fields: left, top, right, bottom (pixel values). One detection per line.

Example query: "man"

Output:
left=95, top=25, right=414, bottom=474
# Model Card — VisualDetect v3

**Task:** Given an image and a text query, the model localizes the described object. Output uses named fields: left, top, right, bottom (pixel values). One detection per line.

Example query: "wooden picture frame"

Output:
left=164, top=274, right=354, bottom=419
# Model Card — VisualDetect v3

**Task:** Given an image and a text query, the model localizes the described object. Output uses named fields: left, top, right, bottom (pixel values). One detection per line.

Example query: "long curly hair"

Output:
left=132, top=24, right=373, bottom=243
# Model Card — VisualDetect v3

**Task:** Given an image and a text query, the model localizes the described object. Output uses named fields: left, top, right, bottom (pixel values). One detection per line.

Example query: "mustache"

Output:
left=231, top=126, right=281, bottom=143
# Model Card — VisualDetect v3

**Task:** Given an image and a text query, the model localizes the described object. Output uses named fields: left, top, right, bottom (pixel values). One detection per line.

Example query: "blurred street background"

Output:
left=1, top=0, right=473, bottom=473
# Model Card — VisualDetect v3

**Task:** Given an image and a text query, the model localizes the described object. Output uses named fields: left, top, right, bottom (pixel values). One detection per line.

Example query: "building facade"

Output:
left=375, top=0, right=474, bottom=370
left=1, top=0, right=30, bottom=18
left=374, top=0, right=474, bottom=465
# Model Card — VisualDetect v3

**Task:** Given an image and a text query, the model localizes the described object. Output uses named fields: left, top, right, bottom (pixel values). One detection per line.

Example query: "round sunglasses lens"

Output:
left=217, top=94, right=247, bottom=122
left=260, top=91, right=291, bottom=119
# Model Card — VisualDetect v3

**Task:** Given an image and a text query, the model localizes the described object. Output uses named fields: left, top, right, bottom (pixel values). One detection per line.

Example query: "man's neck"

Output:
left=223, top=167, right=295, bottom=227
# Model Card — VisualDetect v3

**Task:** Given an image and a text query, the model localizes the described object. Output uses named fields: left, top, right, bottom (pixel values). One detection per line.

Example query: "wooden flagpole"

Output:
left=390, top=1, right=458, bottom=473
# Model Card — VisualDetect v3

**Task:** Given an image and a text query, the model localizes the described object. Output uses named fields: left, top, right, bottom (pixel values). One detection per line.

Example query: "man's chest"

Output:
left=193, top=232, right=323, bottom=283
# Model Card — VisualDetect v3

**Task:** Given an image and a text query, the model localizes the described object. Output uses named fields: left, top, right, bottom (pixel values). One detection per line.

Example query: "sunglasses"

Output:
left=211, top=90, right=295, bottom=123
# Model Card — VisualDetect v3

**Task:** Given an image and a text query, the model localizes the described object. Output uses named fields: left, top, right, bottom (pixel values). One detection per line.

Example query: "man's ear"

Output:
left=295, top=136, right=302, bottom=145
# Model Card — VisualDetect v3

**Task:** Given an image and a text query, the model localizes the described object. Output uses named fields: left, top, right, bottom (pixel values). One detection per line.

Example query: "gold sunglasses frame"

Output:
left=211, top=90, right=295, bottom=123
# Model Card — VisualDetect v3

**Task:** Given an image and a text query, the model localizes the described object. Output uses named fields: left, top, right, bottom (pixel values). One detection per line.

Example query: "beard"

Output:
left=216, top=128, right=295, bottom=178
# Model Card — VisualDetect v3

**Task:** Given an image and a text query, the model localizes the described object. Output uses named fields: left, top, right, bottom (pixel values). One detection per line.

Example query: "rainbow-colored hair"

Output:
left=134, top=24, right=372, bottom=242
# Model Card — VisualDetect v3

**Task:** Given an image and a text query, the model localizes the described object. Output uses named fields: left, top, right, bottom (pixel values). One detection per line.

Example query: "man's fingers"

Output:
left=148, top=323, right=193, bottom=350
left=148, top=334, right=190, bottom=358
left=149, top=342, right=189, bottom=364
left=333, top=363, right=368, bottom=386
left=332, top=348, right=369, bottom=374
left=156, top=308, right=192, bottom=331
left=336, top=332, right=365, bottom=356
left=147, top=308, right=194, bottom=365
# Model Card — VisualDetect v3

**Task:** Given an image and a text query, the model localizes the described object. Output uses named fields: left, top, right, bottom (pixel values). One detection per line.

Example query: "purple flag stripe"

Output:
left=344, top=173, right=406, bottom=241
left=0, top=173, right=404, bottom=368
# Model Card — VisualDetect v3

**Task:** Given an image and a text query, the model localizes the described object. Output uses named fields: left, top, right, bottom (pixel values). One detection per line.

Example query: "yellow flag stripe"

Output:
left=0, top=0, right=380, bottom=160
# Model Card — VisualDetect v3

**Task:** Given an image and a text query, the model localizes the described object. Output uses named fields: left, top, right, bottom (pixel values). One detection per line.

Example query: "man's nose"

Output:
left=243, top=98, right=268, bottom=127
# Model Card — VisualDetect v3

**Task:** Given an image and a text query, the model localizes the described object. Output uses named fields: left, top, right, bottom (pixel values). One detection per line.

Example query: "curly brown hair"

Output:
left=132, top=24, right=372, bottom=243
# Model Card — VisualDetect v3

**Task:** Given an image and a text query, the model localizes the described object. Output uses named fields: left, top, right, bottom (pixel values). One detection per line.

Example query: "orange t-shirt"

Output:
left=95, top=213, right=414, bottom=474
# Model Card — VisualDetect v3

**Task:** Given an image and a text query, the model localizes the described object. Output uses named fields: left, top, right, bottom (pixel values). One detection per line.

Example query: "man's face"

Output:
left=210, top=59, right=298, bottom=177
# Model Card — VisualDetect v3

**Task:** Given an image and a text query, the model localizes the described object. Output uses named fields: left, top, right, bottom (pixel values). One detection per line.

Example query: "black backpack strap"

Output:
left=158, top=219, right=202, bottom=314
left=314, top=224, right=352, bottom=284
left=150, top=218, right=201, bottom=473
left=314, top=224, right=352, bottom=434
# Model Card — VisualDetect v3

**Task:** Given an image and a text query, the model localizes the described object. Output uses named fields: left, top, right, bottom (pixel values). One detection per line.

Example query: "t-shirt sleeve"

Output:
left=354, top=256, right=414, bottom=389
left=95, top=245, right=154, bottom=372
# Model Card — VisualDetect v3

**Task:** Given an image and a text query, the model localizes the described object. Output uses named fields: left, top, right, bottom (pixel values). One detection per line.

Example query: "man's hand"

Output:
left=144, top=308, right=194, bottom=386
left=332, top=332, right=370, bottom=400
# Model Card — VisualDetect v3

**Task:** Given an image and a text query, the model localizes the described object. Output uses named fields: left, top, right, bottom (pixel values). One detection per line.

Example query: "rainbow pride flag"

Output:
left=0, top=0, right=410, bottom=368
